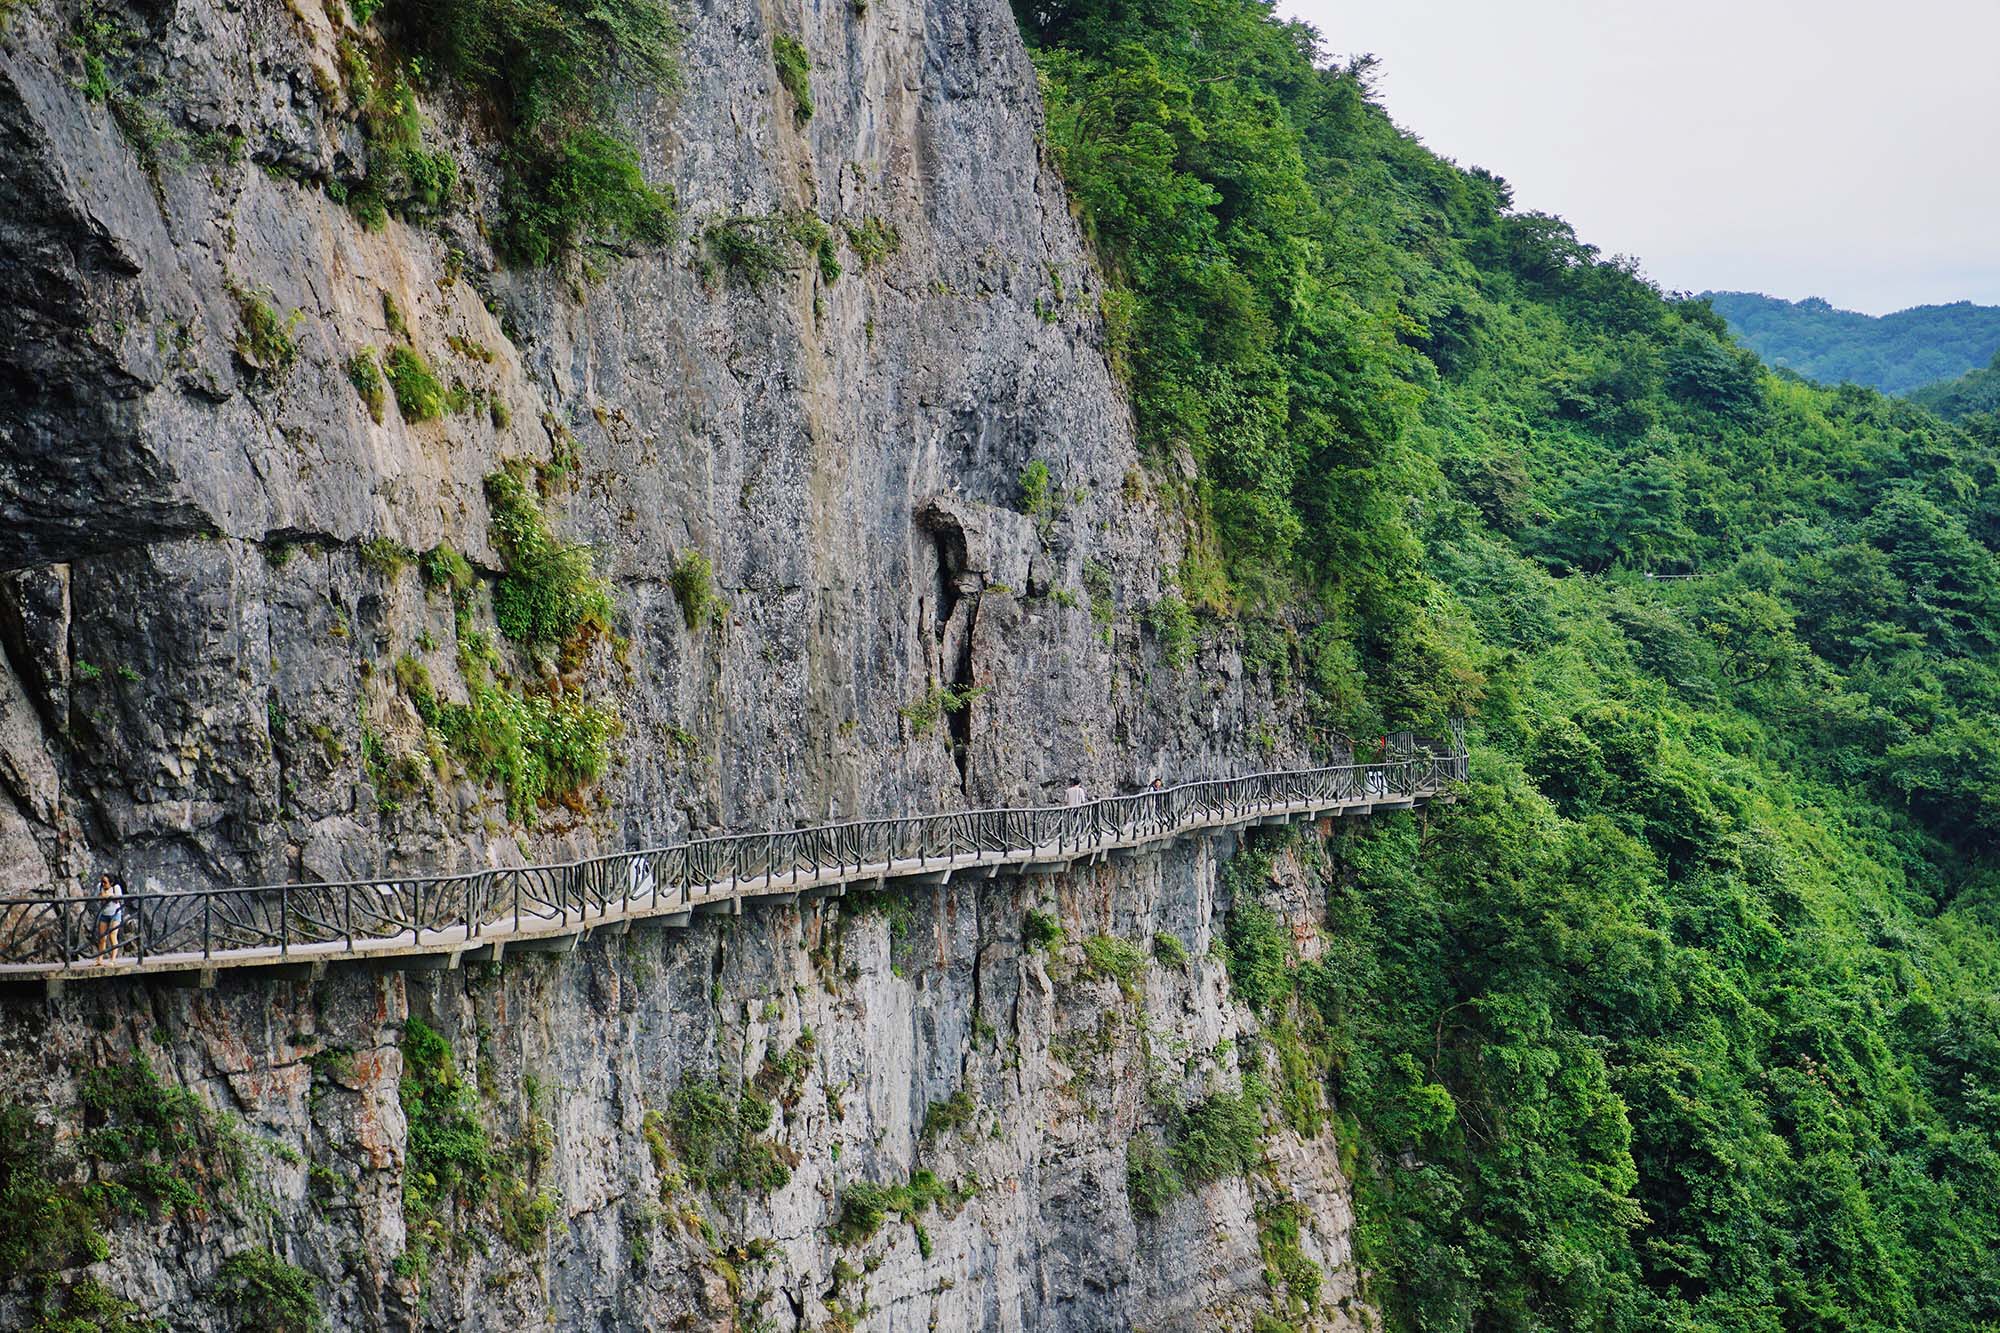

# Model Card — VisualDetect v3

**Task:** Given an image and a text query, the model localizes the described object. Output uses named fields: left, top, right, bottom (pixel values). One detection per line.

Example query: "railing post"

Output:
left=280, top=882, right=290, bottom=958
left=135, top=893, right=146, bottom=966
left=343, top=882, right=352, bottom=953
left=413, top=880, right=423, bottom=946
left=204, top=891, right=213, bottom=961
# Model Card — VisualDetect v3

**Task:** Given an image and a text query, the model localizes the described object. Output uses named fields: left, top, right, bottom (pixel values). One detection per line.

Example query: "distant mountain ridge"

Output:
left=1702, top=290, right=2000, bottom=395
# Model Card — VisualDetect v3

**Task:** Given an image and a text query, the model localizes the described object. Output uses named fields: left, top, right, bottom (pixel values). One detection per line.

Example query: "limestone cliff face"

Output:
left=0, top=0, right=1368, bottom=1323
left=0, top=0, right=1320, bottom=905
left=1, top=838, right=1368, bottom=1330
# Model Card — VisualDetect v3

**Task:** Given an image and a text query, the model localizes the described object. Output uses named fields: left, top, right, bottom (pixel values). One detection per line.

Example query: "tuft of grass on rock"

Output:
left=772, top=33, right=812, bottom=121
left=347, top=350, right=386, bottom=423
left=232, top=286, right=302, bottom=380
left=383, top=345, right=446, bottom=421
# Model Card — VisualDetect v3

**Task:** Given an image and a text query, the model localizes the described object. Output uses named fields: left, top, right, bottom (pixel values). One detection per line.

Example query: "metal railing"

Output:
left=0, top=726, right=1466, bottom=980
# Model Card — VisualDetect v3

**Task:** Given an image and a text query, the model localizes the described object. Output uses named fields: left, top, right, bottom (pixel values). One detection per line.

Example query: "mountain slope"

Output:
left=1910, top=349, right=2000, bottom=420
left=1024, top=0, right=2000, bottom=1327
left=1704, top=290, right=2000, bottom=393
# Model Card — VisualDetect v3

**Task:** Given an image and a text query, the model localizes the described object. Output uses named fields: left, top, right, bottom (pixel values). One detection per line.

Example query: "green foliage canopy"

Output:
left=1023, top=1, right=2000, bottom=1328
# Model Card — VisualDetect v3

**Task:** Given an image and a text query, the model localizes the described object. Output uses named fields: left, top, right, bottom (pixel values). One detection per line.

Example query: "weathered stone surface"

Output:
left=0, top=839, right=1364, bottom=1331
left=0, top=0, right=1365, bottom=1322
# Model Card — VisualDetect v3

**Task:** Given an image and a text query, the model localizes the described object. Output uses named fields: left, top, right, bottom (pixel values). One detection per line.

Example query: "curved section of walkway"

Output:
left=0, top=736, right=1467, bottom=990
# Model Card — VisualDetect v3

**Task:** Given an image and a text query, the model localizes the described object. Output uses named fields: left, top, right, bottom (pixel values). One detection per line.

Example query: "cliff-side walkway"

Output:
left=0, top=730, right=1466, bottom=992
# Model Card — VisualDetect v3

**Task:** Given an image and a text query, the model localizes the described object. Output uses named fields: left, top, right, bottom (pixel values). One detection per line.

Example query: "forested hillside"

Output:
left=1704, top=290, right=2000, bottom=394
left=1910, top=350, right=2000, bottom=421
left=1021, top=0, right=2000, bottom=1327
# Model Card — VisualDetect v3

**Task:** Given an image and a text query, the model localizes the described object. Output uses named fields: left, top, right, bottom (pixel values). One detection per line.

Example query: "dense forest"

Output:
left=1910, top=350, right=2000, bottom=421
left=1020, top=0, right=2000, bottom=1328
left=1705, top=290, right=2000, bottom=395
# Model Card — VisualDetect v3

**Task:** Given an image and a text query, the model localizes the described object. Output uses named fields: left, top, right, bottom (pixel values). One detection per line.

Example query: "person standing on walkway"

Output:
left=93, top=872, right=125, bottom=963
left=1064, top=779, right=1087, bottom=807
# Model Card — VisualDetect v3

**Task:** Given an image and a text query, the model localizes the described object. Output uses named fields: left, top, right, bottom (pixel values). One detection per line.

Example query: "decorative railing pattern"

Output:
left=0, top=726, right=1466, bottom=980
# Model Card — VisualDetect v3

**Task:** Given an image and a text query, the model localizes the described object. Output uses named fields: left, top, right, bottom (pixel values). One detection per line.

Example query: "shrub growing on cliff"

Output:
left=501, top=128, right=676, bottom=268
left=830, top=1171, right=962, bottom=1246
left=360, top=537, right=414, bottom=577
left=23, top=1278, right=153, bottom=1333
left=483, top=467, right=614, bottom=657
left=1256, top=1200, right=1323, bottom=1320
left=347, top=350, right=386, bottom=423
left=771, top=33, right=813, bottom=121
left=843, top=215, right=899, bottom=270
left=1023, top=909, right=1064, bottom=952
left=419, top=543, right=475, bottom=597
left=1147, top=593, right=1198, bottom=668
left=231, top=287, right=301, bottom=380
left=1223, top=896, right=1289, bottom=1013
left=400, top=1021, right=491, bottom=1198
left=668, top=550, right=724, bottom=630
left=665, top=1077, right=791, bottom=1195
left=1171, top=1089, right=1263, bottom=1185
left=814, top=227, right=842, bottom=285
left=348, top=66, right=460, bottom=223
left=80, top=1055, right=241, bottom=1219
left=1018, top=458, right=1058, bottom=540
left=405, top=471, right=621, bottom=822
left=1126, top=1087, right=1265, bottom=1216
left=703, top=216, right=790, bottom=289
left=383, top=345, right=446, bottom=421
left=211, top=1247, right=321, bottom=1332
left=900, top=682, right=986, bottom=739
left=398, top=1018, right=492, bottom=1273
left=1124, top=1130, right=1182, bottom=1218
left=701, top=211, right=836, bottom=290
left=428, top=663, right=617, bottom=822
left=380, top=289, right=410, bottom=341
left=831, top=1181, right=891, bottom=1244
left=1082, top=933, right=1148, bottom=998
left=494, top=1177, right=563, bottom=1252
left=920, top=1088, right=976, bottom=1141
left=385, top=0, right=679, bottom=263
left=0, top=1103, right=108, bottom=1277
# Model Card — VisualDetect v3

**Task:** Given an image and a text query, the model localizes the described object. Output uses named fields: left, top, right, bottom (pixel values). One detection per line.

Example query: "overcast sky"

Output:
left=1277, top=0, right=2000, bottom=315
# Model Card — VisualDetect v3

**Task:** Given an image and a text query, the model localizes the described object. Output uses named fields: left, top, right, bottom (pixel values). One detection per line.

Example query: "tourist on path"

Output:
left=93, top=872, right=125, bottom=963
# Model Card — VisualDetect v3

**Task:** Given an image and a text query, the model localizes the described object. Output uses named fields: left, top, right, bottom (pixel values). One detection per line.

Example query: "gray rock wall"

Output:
left=0, top=0, right=1326, bottom=907
left=1, top=837, right=1368, bottom=1331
